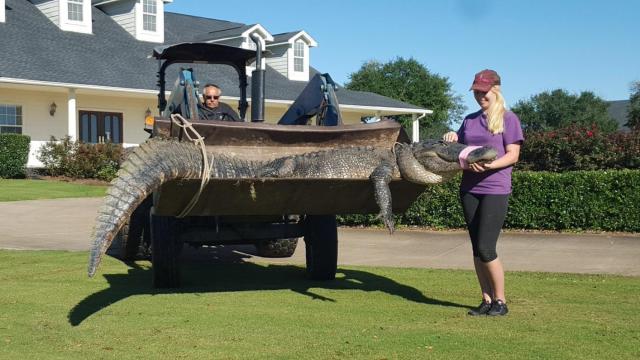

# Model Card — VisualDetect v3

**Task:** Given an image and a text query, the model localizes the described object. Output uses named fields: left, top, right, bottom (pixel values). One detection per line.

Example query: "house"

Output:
left=0, top=0, right=431, bottom=167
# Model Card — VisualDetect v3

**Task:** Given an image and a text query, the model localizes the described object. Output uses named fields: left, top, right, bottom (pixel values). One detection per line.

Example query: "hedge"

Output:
left=0, top=134, right=30, bottom=178
left=339, top=170, right=640, bottom=232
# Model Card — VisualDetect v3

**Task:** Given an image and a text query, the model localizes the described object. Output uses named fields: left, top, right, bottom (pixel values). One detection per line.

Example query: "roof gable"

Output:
left=193, top=23, right=273, bottom=43
left=269, top=30, right=317, bottom=47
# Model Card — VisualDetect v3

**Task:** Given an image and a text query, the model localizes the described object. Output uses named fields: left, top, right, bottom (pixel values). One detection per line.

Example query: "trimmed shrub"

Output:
left=37, top=136, right=123, bottom=181
left=508, top=170, right=640, bottom=232
left=0, top=134, right=30, bottom=178
left=37, top=136, right=74, bottom=177
left=339, top=170, right=640, bottom=232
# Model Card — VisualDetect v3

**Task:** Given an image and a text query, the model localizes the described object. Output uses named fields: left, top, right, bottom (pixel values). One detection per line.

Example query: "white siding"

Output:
left=265, top=44, right=288, bottom=78
left=32, top=0, right=92, bottom=33
left=98, top=0, right=164, bottom=42
left=0, top=0, right=6, bottom=23
left=99, top=0, right=136, bottom=37
left=32, top=0, right=61, bottom=26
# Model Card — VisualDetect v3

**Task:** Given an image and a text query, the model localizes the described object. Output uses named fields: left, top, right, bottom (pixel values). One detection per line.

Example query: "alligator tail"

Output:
left=87, top=139, right=202, bottom=277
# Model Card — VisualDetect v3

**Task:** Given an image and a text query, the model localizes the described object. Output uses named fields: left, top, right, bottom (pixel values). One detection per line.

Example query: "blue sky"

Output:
left=166, top=0, right=640, bottom=119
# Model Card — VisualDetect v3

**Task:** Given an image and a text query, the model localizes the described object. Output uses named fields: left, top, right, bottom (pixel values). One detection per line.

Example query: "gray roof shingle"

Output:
left=0, top=0, right=422, bottom=111
left=270, top=31, right=301, bottom=44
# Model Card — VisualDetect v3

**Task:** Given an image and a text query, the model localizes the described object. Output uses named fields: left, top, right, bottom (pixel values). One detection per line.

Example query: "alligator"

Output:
left=87, top=138, right=497, bottom=277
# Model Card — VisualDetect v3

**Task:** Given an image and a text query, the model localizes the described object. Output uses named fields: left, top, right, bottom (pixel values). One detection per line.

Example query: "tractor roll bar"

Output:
left=153, top=42, right=262, bottom=120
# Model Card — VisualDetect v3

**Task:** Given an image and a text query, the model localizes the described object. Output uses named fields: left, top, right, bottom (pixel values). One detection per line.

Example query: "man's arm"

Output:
left=219, top=103, right=241, bottom=121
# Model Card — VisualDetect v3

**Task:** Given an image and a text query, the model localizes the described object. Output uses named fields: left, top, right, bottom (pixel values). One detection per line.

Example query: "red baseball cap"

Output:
left=470, top=69, right=501, bottom=92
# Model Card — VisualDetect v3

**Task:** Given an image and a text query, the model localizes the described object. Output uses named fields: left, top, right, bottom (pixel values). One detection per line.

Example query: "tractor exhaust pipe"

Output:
left=250, top=34, right=266, bottom=122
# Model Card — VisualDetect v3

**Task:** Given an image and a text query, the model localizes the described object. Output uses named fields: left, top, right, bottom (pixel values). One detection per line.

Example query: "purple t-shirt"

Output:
left=456, top=110, right=524, bottom=194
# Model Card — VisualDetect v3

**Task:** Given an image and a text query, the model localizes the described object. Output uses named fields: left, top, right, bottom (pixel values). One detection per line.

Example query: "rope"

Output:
left=170, top=114, right=214, bottom=218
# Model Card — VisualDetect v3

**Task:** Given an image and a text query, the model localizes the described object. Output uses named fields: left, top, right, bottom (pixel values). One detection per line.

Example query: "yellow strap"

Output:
left=169, top=114, right=214, bottom=218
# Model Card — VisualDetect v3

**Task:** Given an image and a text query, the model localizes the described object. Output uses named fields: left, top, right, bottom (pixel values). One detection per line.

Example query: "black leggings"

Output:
left=460, top=192, right=510, bottom=263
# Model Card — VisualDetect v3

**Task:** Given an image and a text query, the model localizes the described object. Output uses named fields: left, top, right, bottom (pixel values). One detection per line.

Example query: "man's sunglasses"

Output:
left=204, top=95, right=220, bottom=100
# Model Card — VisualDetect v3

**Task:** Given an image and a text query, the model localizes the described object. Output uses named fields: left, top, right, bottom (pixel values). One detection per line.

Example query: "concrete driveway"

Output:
left=1, top=197, right=639, bottom=276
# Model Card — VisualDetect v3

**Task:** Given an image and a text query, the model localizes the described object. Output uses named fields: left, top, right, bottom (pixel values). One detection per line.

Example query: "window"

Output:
left=294, top=40, right=304, bottom=72
left=0, top=105, right=22, bottom=134
left=79, top=111, right=123, bottom=144
left=142, top=0, right=157, bottom=32
left=68, top=0, right=83, bottom=22
left=245, top=39, right=257, bottom=50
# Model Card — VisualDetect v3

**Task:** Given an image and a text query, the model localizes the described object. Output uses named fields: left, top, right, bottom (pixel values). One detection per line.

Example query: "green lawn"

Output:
left=0, top=179, right=107, bottom=201
left=0, top=250, right=638, bottom=359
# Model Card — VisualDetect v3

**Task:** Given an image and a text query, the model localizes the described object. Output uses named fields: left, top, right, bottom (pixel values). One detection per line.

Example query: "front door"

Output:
left=79, top=111, right=123, bottom=143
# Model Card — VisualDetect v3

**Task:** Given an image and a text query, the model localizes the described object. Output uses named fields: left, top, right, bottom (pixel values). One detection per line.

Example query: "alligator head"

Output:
left=395, top=140, right=498, bottom=185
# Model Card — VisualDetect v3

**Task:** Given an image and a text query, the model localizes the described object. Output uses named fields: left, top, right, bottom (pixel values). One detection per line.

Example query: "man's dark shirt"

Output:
left=198, top=103, right=241, bottom=122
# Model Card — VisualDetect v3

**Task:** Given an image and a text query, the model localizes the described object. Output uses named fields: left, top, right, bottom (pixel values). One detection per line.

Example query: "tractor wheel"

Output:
left=303, top=215, right=338, bottom=280
left=151, top=212, right=183, bottom=288
left=107, top=219, right=129, bottom=260
left=256, top=238, right=299, bottom=258
left=107, top=196, right=152, bottom=260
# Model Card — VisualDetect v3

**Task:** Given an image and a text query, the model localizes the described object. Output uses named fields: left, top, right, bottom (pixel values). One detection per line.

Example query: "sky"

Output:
left=165, top=0, right=640, bottom=119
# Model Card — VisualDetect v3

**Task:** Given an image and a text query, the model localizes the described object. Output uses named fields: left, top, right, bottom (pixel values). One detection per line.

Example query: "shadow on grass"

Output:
left=69, top=245, right=467, bottom=326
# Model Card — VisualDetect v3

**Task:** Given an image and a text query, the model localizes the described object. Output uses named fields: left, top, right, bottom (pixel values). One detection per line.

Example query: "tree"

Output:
left=511, top=89, right=618, bottom=132
left=626, top=81, right=640, bottom=129
left=345, top=58, right=464, bottom=139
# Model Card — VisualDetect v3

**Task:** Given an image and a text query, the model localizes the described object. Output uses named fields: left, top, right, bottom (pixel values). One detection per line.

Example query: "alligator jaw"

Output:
left=466, top=146, right=498, bottom=164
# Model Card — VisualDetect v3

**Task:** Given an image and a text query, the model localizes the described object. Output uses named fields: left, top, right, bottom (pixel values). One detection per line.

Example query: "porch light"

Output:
left=49, top=102, right=57, bottom=116
left=144, top=107, right=154, bottom=131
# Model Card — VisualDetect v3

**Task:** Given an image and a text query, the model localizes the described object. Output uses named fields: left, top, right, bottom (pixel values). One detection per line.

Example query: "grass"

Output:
left=0, top=250, right=638, bottom=359
left=0, top=179, right=107, bottom=201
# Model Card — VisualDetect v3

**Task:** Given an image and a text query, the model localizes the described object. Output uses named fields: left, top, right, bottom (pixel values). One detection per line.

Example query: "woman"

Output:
left=443, top=69, right=524, bottom=316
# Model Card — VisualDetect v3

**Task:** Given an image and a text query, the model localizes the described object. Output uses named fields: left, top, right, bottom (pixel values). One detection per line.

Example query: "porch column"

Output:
left=412, top=113, right=419, bottom=143
left=67, top=88, right=77, bottom=140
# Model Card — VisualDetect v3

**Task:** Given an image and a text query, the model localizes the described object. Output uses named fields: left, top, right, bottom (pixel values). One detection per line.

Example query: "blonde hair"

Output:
left=487, top=85, right=506, bottom=134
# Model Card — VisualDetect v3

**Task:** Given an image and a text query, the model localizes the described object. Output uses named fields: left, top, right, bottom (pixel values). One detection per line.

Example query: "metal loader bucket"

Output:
left=151, top=119, right=425, bottom=216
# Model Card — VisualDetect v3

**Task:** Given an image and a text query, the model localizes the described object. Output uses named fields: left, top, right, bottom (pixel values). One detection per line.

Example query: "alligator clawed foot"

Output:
left=375, top=212, right=395, bottom=234
left=385, top=219, right=395, bottom=234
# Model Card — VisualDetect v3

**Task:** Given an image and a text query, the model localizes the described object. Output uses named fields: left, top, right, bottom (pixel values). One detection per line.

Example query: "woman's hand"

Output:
left=468, top=162, right=488, bottom=172
left=469, top=144, right=521, bottom=172
left=442, top=131, right=458, bottom=142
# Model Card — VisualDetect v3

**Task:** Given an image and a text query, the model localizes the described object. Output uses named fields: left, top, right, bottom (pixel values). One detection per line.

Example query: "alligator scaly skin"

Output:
left=88, top=138, right=496, bottom=277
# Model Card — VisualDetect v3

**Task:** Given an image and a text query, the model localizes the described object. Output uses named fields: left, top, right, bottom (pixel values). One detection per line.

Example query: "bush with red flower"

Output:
left=518, top=124, right=640, bottom=172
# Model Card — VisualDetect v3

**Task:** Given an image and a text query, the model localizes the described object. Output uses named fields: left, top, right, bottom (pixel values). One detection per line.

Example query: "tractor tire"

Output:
left=304, top=215, right=338, bottom=280
left=107, top=219, right=129, bottom=260
left=151, top=212, right=184, bottom=288
left=256, top=238, right=299, bottom=258
left=107, top=196, right=152, bottom=260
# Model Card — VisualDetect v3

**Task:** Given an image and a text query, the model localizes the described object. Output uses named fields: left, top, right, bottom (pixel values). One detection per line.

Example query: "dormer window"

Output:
left=67, top=0, right=83, bottom=22
left=142, top=0, right=157, bottom=32
left=97, top=0, right=166, bottom=43
left=294, top=40, right=304, bottom=73
left=266, top=31, right=316, bottom=81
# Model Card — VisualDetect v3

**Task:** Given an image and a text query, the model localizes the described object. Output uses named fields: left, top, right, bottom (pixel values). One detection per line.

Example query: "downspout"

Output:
left=250, top=33, right=265, bottom=122
left=412, top=112, right=428, bottom=143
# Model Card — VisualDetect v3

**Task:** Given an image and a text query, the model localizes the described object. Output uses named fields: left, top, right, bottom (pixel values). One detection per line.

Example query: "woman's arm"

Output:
left=469, top=143, right=521, bottom=172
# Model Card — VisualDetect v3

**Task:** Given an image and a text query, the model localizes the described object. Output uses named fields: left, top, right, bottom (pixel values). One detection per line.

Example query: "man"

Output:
left=198, top=83, right=241, bottom=121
